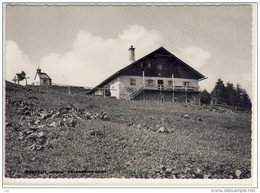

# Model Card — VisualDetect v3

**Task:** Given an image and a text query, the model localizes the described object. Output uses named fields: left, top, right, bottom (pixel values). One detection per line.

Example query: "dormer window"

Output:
left=141, top=62, right=152, bottom=68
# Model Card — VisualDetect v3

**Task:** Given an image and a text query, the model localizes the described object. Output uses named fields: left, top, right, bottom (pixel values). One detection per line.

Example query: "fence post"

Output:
left=68, top=86, right=71, bottom=95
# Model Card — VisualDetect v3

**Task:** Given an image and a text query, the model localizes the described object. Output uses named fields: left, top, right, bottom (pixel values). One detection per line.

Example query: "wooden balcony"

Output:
left=144, top=85, right=200, bottom=92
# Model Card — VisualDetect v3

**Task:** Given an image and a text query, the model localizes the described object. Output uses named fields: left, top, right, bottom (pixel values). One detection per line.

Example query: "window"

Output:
left=157, top=64, right=162, bottom=70
left=130, top=78, right=136, bottom=86
left=43, top=79, right=47, bottom=85
left=146, top=79, right=155, bottom=86
left=168, top=80, right=173, bottom=86
left=183, top=81, right=190, bottom=87
left=157, top=80, right=164, bottom=90
left=141, top=62, right=151, bottom=68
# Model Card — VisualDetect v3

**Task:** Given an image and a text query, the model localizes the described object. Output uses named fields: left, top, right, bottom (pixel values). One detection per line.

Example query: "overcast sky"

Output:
left=4, top=4, right=254, bottom=97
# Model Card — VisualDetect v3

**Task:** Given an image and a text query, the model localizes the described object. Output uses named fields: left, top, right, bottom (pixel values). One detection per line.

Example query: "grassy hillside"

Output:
left=4, top=81, right=252, bottom=179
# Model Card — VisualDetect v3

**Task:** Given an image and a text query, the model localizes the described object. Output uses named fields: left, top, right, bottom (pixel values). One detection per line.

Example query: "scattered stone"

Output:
left=90, top=131, right=104, bottom=137
left=174, top=173, right=181, bottom=179
left=197, top=117, right=203, bottom=121
left=165, top=168, right=172, bottom=177
left=235, top=169, right=242, bottom=178
left=26, top=130, right=34, bottom=135
left=68, top=119, right=77, bottom=127
left=27, top=133, right=39, bottom=140
left=184, top=115, right=189, bottom=119
left=37, top=125, right=45, bottom=129
left=34, top=120, right=41, bottom=125
left=29, top=127, right=38, bottom=131
left=27, top=96, right=38, bottom=100
left=100, top=111, right=109, bottom=120
left=58, top=121, right=64, bottom=126
left=194, top=168, right=204, bottom=179
left=136, top=123, right=142, bottom=129
left=22, top=106, right=29, bottom=112
left=157, top=127, right=168, bottom=133
left=37, top=131, right=45, bottom=138
left=5, top=122, right=12, bottom=127
left=48, top=122, right=57, bottom=127
left=161, top=165, right=166, bottom=171
left=41, top=113, right=52, bottom=120
left=18, top=132, right=24, bottom=140
left=28, top=144, right=43, bottom=151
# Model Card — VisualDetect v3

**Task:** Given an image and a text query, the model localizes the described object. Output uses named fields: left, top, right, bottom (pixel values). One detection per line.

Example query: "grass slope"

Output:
left=5, top=81, right=252, bottom=179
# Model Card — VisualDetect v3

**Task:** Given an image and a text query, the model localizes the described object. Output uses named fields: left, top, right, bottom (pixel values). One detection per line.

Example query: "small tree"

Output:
left=16, top=71, right=26, bottom=85
left=200, top=89, right=211, bottom=105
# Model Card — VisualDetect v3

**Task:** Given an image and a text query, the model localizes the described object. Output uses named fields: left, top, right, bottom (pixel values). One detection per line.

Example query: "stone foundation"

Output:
left=134, top=90, right=200, bottom=104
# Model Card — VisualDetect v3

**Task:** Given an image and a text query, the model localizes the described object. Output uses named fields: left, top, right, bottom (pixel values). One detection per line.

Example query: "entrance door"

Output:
left=158, top=80, right=164, bottom=90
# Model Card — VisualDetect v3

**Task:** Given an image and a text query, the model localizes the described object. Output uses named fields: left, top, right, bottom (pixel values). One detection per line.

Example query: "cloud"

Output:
left=5, top=40, right=37, bottom=85
left=37, top=25, right=162, bottom=87
left=175, top=46, right=211, bottom=69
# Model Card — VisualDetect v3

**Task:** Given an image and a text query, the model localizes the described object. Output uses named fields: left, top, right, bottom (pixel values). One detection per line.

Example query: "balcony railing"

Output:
left=144, top=85, right=199, bottom=91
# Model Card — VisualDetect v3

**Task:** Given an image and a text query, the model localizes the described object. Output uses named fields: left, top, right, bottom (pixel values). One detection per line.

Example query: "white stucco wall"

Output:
left=118, top=75, right=198, bottom=89
left=110, top=80, right=120, bottom=98
left=34, top=75, right=41, bottom=85
left=94, top=75, right=199, bottom=98
left=175, top=78, right=198, bottom=87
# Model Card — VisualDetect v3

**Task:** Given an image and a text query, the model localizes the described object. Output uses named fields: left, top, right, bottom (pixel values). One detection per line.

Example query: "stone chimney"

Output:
left=129, top=45, right=135, bottom=63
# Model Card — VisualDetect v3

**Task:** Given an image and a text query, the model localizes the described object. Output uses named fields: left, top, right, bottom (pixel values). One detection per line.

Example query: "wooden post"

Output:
left=12, top=76, right=17, bottom=84
left=198, top=92, right=201, bottom=105
left=142, top=71, right=145, bottom=100
left=185, top=86, right=188, bottom=103
left=68, top=86, right=71, bottom=95
left=172, top=74, right=175, bottom=102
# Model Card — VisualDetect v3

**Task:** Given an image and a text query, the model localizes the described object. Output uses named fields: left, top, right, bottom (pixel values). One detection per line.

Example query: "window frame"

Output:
left=157, top=64, right=162, bottom=70
left=130, top=78, right=136, bottom=86
left=183, top=81, right=190, bottom=87
left=146, top=79, right=155, bottom=86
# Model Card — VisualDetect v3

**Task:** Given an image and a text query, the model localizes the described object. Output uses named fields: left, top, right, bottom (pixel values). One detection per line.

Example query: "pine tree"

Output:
left=211, top=79, right=252, bottom=109
left=211, top=79, right=225, bottom=104
left=225, top=82, right=236, bottom=106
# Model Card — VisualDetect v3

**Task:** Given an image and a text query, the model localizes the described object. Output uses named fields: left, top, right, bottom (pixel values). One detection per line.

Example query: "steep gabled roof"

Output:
left=34, top=72, right=52, bottom=80
left=88, top=46, right=205, bottom=94
left=38, top=73, right=51, bottom=80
